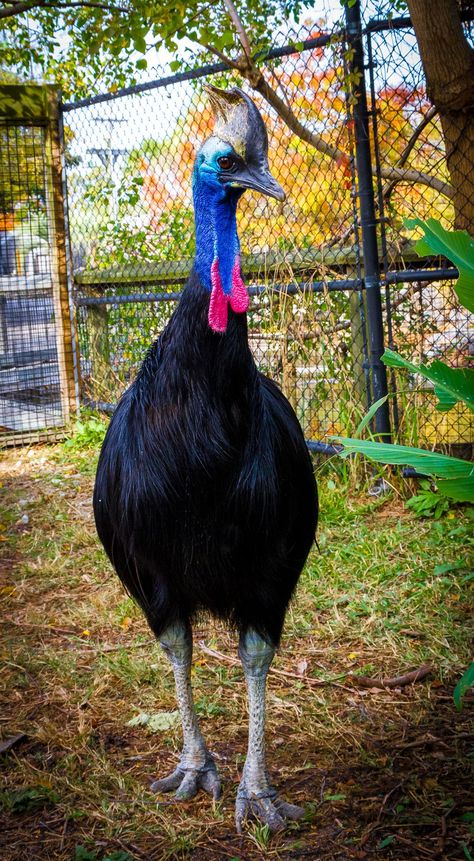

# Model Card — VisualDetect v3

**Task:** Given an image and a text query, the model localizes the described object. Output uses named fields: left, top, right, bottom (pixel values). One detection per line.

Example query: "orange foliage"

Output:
left=131, top=42, right=452, bottom=251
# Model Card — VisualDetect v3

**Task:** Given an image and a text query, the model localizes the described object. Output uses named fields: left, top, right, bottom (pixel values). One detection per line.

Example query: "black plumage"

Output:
left=94, top=87, right=319, bottom=830
left=94, top=271, right=318, bottom=647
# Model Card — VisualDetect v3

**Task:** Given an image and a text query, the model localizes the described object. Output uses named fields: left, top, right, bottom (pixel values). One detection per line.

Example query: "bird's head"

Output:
left=194, top=85, right=285, bottom=202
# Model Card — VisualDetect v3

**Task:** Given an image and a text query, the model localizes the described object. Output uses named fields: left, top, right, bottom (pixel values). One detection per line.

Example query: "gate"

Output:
left=0, top=85, right=78, bottom=445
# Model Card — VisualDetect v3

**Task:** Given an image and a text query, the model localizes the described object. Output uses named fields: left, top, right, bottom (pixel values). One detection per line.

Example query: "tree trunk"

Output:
left=407, top=0, right=474, bottom=232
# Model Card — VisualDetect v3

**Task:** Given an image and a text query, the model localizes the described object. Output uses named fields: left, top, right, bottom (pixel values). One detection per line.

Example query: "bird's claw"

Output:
left=235, top=785, right=304, bottom=834
left=150, top=754, right=221, bottom=801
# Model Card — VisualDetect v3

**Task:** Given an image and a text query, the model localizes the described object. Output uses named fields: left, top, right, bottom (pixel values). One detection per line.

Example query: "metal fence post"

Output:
left=345, top=0, right=391, bottom=439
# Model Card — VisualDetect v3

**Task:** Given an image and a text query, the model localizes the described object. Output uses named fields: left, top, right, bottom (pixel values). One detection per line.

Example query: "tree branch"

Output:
left=383, top=105, right=438, bottom=200
left=380, top=163, right=452, bottom=199
left=214, top=3, right=453, bottom=199
left=221, top=0, right=251, bottom=59
left=200, top=40, right=241, bottom=70
left=0, top=0, right=128, bottom=18
left=253, top=71, right=452, bottom=196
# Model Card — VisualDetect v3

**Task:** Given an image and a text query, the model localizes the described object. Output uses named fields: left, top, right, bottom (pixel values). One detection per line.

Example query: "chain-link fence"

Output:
left=14, top=5, right=470, bottom=452
left=0, top=86, right=78, bottom=445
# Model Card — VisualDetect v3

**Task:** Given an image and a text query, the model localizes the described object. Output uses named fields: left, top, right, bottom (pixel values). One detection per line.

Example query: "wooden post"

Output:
left=349, top=287, right=369, bottom=408
left=45, top=89, right=79, bottom=422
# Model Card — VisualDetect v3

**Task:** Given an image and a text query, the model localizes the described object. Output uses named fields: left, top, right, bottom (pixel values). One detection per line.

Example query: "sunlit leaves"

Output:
left=405, top=217, right=474, bottom=314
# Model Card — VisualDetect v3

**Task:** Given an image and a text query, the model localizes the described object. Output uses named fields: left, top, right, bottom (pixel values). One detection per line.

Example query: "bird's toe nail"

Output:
left=274, top=799, right=305, bottom=820
left=150, top=769, right=184, bottom=793
left=200, top=768, right=221, bottom=799
left=175, top=774, right=198, bottom=800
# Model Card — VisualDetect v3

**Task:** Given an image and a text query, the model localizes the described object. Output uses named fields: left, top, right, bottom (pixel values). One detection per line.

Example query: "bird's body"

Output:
left=94, top=86, right=318, bottom=833
left=94, top=270, right=316, bottom=645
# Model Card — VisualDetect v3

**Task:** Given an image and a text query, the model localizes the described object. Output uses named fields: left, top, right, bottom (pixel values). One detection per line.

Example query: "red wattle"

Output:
left=209, top=259, right=228, bottom=333
left=229, top=257, right=249, bottom=313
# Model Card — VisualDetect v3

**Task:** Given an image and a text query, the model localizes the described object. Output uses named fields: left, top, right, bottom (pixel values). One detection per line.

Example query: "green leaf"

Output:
left=378, top=835, right=395, bottom=849
left=74, top=848, right=98, bottom=861
left=353, top=395, right=388, bottom=438
left=133, top=35, right=147, bottom=54
left=147, top=711, right=180, bottom=732
left=437, top=476, right=474, bottom=502
left=462, top=844, right=474, bottom=861
left=382, top=349, right=474, bottom=413
left=405, top=217, right=474, bottom=313
left=169, top=59, right=181, bottom=72
left=126, top=711, right=150, bottom=728
left=433, top=561, right=464, bottom=575
left=136, top=58, right=147, bottom=70
left=332, top=437, right=474, bottom=481
left=454, top=661, right=474, bottom=711
left=219, top=29, right=235, bottom=47
left=127, top=710, right=180, bottom=731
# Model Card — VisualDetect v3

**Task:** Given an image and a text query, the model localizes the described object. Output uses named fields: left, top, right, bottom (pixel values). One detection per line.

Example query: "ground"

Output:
left=0, top=434, right=473, bottom=861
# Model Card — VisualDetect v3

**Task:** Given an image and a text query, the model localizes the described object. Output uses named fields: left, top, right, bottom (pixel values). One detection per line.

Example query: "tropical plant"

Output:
left=335, top=218, right=474, bottom=503
left=334, top=217, right=474, bottom=706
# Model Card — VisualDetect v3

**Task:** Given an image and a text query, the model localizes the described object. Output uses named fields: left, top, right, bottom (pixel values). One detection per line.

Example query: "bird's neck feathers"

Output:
left=192, top=175, right=249, bottom=334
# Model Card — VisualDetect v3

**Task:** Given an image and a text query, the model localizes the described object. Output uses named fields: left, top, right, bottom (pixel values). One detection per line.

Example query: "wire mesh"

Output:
left=0, top=119, right=73, bottom=445
left=65, top=24, right=373, bottom=444
left=3, top=11, right=472, bottom=450
left=367, top=20, right=473, bottom=448
left=75, top=279, right=370, bottom=443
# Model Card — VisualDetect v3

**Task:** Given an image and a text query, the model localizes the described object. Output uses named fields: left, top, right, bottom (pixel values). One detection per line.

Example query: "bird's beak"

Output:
left=228, top=167, right=286, bottom=202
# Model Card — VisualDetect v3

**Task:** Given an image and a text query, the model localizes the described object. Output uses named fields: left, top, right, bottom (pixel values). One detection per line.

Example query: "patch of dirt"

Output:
left=1, top=691, right=472, bottom=860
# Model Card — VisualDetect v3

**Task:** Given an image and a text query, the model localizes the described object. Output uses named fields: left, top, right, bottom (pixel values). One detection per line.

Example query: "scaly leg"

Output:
left=150, top=622, right=221, bottom=800
left=235, top=629, right=304, bottom=833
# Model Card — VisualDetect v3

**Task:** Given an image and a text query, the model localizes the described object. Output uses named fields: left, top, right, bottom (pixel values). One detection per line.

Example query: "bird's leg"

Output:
left=235, top=629, right=304, bottom=833
left=150, top=622, right=221, bottom=800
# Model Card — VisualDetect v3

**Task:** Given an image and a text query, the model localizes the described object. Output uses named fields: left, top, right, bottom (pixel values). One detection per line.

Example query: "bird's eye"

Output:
left=217, top=156, right=235, bottom=171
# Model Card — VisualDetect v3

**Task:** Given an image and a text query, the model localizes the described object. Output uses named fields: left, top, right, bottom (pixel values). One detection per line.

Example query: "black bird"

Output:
left=93, top=85, right=318, bottom=833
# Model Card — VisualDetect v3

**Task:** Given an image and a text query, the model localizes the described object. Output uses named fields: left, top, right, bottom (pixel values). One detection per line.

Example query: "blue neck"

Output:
left=193, top=175, right=241, bottom=296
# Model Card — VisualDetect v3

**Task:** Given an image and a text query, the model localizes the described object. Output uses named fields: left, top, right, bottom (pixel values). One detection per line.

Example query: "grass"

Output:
left=0, top=431, right=473, bottom=861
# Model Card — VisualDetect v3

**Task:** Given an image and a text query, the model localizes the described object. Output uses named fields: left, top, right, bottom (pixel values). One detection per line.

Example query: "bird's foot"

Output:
left=235, top=782, right=304, bottom=834
left=150, top=752, right=221, bottom=801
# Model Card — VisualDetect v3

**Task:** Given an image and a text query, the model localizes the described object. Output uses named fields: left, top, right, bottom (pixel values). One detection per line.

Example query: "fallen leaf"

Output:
left=127, top=711, right=180, bottom=732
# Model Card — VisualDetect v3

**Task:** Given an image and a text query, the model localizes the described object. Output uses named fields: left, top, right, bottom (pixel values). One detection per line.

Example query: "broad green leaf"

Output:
left=333, top=437, right=474, bottom=481
left=382, top=349, right=474, bottom=413
left=353, top=395, right=388, bottom=438
left=405, top=218, right=474, bottom=313
left=436, top=476, right=474, bottom=502
left=454, top=661, right=474, bottom=711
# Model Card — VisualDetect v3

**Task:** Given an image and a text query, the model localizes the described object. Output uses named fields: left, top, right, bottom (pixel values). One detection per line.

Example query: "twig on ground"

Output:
left=197, top=641, right=350, bottom=689
left=111, top=837, right=153, bottom=861
left=348, top=664, right=432, bottom=690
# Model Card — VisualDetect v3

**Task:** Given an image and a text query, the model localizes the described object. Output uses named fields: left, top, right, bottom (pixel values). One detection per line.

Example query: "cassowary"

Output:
left=93, top=85, right=318, bottom=833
